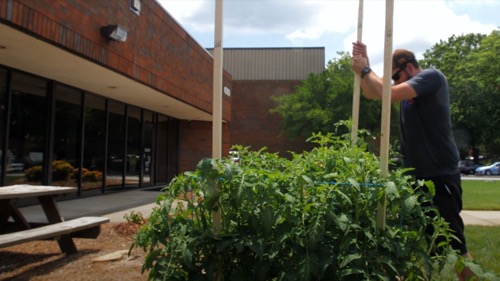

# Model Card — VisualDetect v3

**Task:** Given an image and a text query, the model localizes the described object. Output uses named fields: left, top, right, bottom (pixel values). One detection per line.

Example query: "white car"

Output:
left=229, top=150, right=240, bottom=164
left=475, top=162, right=500, bottom=175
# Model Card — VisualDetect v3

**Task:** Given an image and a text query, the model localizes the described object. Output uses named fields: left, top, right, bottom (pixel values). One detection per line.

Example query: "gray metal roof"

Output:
left=208, top=47, right=325, bottom=80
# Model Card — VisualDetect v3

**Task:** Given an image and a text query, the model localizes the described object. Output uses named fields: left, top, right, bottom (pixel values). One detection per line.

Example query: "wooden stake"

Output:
left=212, top=0, right=223, bottom=237
left=212, top=0, right=223, bottom=160
left=212, top=1, right=223, bottom=279
left=351, top=0, right=364, bottom=145
left=377, top=0, right=394, bottom=231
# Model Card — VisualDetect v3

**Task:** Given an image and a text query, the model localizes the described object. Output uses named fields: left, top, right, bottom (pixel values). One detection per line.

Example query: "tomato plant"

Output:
left=133, top=128, right=491, bottom=280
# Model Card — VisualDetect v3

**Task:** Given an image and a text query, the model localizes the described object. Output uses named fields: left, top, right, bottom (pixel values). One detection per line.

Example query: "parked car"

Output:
left=229, top=150, right=240, bottom=164
left=475, top=162, right=500, bottom=175
left=459, top=160, right=481, bottom=175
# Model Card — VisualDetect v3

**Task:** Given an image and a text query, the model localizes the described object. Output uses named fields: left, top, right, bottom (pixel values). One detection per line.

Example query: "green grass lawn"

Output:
left=465, top=225, right=500, bottom=277
left=460, top=179, right=500, bottom=278
left=462, top=179, right=500, bottom=210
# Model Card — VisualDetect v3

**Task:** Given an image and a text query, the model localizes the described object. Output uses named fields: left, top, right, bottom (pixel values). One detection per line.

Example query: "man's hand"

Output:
left=352, top=41, right=368, bottom=59
left=351, top=55, right=369, bottom=75
left=352, top=41, right=370, bottom=73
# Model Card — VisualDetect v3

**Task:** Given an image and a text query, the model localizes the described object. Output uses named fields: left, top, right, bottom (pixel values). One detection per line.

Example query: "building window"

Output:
left=83, top=94, right=107, bottom=193
left=130, top=0, right=141, bottom=15
left=53, top=84, right=82, bottom=186
left=107, top=100, right=126, bottom=190
left=7, top=73, right=48, bottom=185
left=126, top=106, right=141, bottom=186
left=0, top=69, right=7, bottom=185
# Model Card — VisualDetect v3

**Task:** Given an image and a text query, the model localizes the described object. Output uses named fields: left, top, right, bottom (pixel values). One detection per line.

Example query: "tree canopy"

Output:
left=272, top=30, right=499, bottom=160
left=421, top=30, right=500, bottom=160
left=271, top=52, right=397, bottom=142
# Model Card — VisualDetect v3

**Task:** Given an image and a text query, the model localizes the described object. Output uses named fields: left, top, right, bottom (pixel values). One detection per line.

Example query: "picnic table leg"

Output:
left=0, top=199, right=31, bottom=231
left=38, top=195, right=78, bottom=254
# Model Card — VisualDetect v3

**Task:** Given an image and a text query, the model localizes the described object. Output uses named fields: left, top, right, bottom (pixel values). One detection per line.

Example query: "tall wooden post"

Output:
left=213, top=0, right=223, bottom=161
left=212, top=1, right=224, bottom=280
left=212, top=0, right=223, bottom=236
left=351, top=0, right=364, bottom=145
left=377, top=0, right=394, bottom=231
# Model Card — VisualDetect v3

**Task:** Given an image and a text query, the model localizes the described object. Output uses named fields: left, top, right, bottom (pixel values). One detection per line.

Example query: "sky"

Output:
left=156, top=0, right=499, bottom=75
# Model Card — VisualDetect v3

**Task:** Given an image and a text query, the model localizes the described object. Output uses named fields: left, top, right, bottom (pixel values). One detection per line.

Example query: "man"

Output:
left=351, top=41, right=474, bottom=280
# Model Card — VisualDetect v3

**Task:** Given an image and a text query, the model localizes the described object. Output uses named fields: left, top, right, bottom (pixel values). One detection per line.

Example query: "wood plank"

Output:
left=38, top=195, right=64, bottom=223
left=0, top=199, right=30, bottom=230
left=0, top=185, right=76, bottom=200
left=0, top=216, right=109, bottom=249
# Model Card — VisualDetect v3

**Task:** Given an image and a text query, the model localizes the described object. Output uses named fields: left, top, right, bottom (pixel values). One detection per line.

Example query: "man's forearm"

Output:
left=360, top=72, right=384, bottom=100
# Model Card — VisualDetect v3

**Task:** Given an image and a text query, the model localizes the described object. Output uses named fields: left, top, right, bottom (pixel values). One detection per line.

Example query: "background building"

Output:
left=0, top=0, right=324, bottom=196
left=216, top=47, right=325, bottom=155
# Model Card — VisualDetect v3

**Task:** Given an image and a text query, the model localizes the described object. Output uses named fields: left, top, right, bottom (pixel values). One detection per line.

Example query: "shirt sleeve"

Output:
left=407, top=69, right=442, bottom=97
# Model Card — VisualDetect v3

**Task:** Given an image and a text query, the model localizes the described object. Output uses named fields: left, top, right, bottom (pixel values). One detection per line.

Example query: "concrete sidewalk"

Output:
left=17, top=189, right=500, bottom=226
left=18, top=189, right=162, bottom=223
left=461, top=210, right=500, bottom=226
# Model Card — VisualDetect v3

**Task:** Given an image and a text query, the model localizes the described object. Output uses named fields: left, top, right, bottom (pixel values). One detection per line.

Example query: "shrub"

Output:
left=124, top=211, right=146, bottom=225
left=52, top=160, right=75, bottom=181
left=132, top=128, right=493, bottom=280
left=82, top=170, right=102, bottom=182
left=25, top=160, right=103, bottom=183
left=73, top=168, right=103, bottom=182
left=24, top=165, right=43, bottom=182
left=25, top=160, right=75, bottom=182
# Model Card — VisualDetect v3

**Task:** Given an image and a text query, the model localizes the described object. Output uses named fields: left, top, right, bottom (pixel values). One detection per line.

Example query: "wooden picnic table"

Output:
left=0, top=184, right=108, bottom=254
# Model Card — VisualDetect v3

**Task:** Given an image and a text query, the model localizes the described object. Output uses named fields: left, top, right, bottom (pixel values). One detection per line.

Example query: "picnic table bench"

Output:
left=0, top=184, right=109, bottom=254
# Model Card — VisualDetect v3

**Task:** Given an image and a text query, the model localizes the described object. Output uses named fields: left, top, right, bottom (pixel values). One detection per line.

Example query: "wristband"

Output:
left=360, top=67, right=372, bottom=78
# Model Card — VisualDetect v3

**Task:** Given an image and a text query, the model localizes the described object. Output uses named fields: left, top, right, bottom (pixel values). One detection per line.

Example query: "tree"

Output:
left=271, top=52, right=397, bottom=142
left=420, top=30, right=500, bottom=160
left=468, top=30, right=500, bottom=159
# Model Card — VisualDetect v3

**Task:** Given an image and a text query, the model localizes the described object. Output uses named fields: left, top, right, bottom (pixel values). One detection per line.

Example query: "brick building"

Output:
left=0, top=0, right=324, bottom=195
left=219, top=48, right=324, bottom=155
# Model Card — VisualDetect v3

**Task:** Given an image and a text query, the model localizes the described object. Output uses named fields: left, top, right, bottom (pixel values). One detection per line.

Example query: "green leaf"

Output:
left=262, top=205, right=274, bottom=234
left=182, top=247, right=193, bottom=268
left=340, top=253, right=362, bottom=268
left=336, top=213, right=350, bottom=233
left=384, top=181, right=398, bottom=198
left=403, top=195, right=417, bottom=212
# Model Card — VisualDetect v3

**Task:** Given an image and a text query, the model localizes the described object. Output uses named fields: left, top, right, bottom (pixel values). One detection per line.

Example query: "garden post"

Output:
left=377, top=0, right=394, bottom=231
left=212, top=0, right=224, bottom=160
left=212, top=0, right=223, bottom=232
left=351, top=0, right=364, bottom=145
left=212, top=1, right=224, bottom=280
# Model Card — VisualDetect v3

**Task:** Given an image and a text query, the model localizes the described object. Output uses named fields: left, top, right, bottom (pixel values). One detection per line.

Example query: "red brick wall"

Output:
left=230, top=80, right=313, bottom=157
left=178, top=120, right=231, bottom=172
left=1, top=0, right=231, bottom=120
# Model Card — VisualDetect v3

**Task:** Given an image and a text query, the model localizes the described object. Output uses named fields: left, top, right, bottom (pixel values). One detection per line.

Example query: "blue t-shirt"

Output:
left=399, top=68, right=459, bottom=177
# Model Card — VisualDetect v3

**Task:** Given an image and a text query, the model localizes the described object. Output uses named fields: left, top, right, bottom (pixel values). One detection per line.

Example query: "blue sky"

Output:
left=157, top=0, right=499, bottom=75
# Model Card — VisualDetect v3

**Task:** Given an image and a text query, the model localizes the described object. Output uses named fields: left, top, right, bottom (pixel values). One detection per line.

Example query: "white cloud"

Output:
left=345, top=0, right=498, bottom=74
left=158, top=0, right=498, bottom=74
left=159, top=0, right=205, bottom=20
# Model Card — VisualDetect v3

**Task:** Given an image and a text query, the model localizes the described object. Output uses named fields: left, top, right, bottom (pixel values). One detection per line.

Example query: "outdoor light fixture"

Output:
left=224, top=86, right=231, bottom=96
left=101, top=25, right=128, bottom=42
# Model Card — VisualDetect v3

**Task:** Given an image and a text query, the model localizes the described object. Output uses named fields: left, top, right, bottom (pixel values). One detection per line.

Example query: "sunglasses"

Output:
left=392, top=69, right=403, bottom=81
left=392, top=59, right=415, bottom=81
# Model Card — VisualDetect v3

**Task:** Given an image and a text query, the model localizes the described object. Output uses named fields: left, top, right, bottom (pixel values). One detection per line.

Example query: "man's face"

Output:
left=392, top=64, right=409, bottom=85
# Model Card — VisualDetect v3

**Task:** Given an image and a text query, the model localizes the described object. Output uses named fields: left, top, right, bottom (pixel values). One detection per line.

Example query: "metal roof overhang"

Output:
left=0, top=23, right=213, bottom=122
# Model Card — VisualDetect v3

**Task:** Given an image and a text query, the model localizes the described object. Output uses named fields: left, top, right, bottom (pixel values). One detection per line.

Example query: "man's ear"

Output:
left=406, top=63, right=416, bottom=75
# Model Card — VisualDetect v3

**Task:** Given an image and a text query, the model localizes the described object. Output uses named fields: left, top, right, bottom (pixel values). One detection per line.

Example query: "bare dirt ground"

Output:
left=0, top=222, right=149, bottom=281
